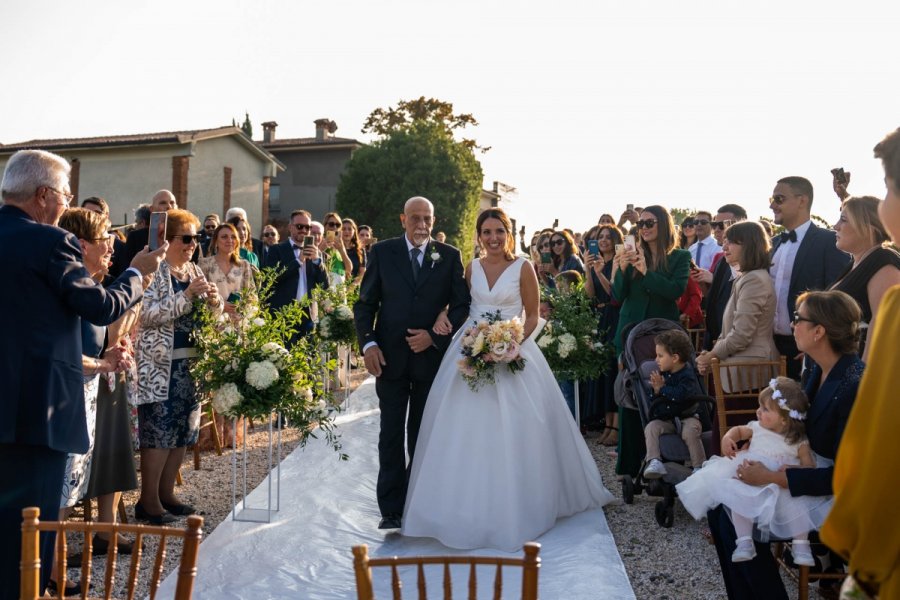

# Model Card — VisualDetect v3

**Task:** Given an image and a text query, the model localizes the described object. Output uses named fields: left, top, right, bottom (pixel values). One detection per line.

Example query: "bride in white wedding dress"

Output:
left=402, top=209, right=614, bottom=552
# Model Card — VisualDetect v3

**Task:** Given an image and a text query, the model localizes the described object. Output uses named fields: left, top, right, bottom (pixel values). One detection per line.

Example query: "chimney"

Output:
left=314, top=118, right=337, bottom=141
left=261, top=121, right=278, bottom=143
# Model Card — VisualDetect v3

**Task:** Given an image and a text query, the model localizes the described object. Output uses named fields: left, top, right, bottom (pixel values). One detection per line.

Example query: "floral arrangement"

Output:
left=425, top=243, right=443, bottom=268
left=191, top=268, right=344, bottom=456
left=536, top=285, right=613, bottom=381
left=311, top=281, right=360, bottom=353
left=457, top=310, right=526, bottom=390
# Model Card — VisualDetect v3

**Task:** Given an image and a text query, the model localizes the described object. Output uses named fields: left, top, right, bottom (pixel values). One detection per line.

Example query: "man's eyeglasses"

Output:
left=292, top=223, right=311, bottom=231
left=694, top=219, right=711, bottom=226
left=792, top=312, right=817, bottom=326
left=262, top=232, right=278, bottom=238
left=712, top=220, right=733, bottom=231
left=636, top=219, right=658, bottom=229
left=87, top=232, right=115, bottom=243
left=551, top=239, right=566, bottom=247
left=43, top=186, right=74, bottom=207
left=169, top=234, right=202, bottom=244
left=770, top=194, right=800, bottom=206
left=325, top=221, right=341, bottom=229
left=204, top=224, right=218, bottom=231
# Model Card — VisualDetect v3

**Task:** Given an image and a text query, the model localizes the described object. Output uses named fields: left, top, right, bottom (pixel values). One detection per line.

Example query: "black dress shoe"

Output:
left=93, top=533, right=133, bottom=555
left=134, top=502, right=177, bottom=525
left=161, top=500, right=197, bottom=516
left=378, top=515, right=402, bottom=530
left=45, top=578, right=82, bottom=597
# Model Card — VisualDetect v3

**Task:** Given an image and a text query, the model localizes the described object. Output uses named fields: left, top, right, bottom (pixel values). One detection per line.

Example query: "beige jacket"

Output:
left=134, top=261, right=223, bottom=406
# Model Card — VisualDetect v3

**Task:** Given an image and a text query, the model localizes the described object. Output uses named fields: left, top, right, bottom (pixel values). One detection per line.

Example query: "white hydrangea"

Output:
left=261, top=342, right=289, bottom=366
left=245, top=360, right=279, bottom=390
left=557, top=333, right=577, bottom=358
left=335, top=305, right=353, bottom=321
left=212, top=383, right=242, bottom=415
left=537, top=334, right=553, bottom=349
left=252, top=317, right=265, bottom=327
left=318, top=316, right=332, bottom=338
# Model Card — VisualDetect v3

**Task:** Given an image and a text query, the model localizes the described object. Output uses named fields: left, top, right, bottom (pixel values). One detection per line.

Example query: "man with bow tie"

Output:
left=769, top=176, right=850, bottom=379
left=263, top=209, right=328, bottom=340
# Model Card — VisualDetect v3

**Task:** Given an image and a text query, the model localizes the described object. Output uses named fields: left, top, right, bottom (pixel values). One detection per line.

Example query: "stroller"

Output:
left=618, top=318, right=715, bottom=527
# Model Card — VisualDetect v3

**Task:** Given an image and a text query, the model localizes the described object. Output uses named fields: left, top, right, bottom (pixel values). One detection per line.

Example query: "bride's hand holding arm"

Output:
left=520, top=259, right=541, bottom=339
left=432, top=310, right=452, bottom=336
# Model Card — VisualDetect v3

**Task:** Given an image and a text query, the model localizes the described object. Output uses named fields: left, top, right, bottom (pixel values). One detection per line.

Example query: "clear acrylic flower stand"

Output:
left=231, top=413, right=282, bottom=523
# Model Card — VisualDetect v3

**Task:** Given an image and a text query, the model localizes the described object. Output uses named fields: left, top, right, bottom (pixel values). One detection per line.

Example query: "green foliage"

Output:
left=241, top=112, right=253, bottom=138
left=310, top=281, right=360, bottom=354
left=811, top=214, right=832, bottom=229
left=336, top=120, right=483, bottom=263
left=191, top=268, right=344, bottom=457
left=536, top=285, right=613, bottom=380
left=669, top=207, right=700, bottom=226
left=362, top=96, right=488, bottom=153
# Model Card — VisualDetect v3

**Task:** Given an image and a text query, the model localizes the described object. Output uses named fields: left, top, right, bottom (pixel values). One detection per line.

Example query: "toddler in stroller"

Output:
left=619, top=319, right=714, bottom=528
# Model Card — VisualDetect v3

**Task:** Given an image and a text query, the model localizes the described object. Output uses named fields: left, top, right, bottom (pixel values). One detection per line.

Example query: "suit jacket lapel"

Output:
left=789, top=223, right=817, bottom=292
left=393, top=237, right=417, bottom=290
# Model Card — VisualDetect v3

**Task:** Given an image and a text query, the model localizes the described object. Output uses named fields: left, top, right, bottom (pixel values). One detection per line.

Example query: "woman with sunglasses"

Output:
left=199, top=223, right=256, bottom=318
left=708, top=290, right=863, bottom=599
left=542, top=230, right=584, bottom=287
left=134, top=209, right=222, bottom=525
left=610, top=205, right=690, bottom=478
left=321, top=211, right=353, bottom=285
left=679, top=217, right=697, bottom=249
left=583, top=224, right=624, bottom=447
left=532, top=230, right=554, bottom=281
left=340, top=217, right=367, bottom=285
left=226, top=215, right=259, bottom=269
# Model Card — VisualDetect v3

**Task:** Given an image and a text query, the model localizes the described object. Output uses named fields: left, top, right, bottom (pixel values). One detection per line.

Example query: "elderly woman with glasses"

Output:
left=134, top=209, right=222, bottom=525
left=610, top=205, right=690, bottom=478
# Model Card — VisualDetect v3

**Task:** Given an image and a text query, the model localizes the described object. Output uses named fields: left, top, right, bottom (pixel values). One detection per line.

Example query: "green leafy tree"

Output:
left=362, top=96, right=489, bottom=153
left=337, top=106, right=484, bottom=262
left=241, top=112, right=253, bottom=138
left=669, top=207, right=700, bottom=226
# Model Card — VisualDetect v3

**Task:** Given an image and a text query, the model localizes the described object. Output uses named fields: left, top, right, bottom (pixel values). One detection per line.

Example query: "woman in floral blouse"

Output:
left=199, top=223, right=256, bottom=317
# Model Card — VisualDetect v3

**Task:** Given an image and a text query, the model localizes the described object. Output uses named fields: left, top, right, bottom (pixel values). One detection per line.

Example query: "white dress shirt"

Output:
left=770, top=219, right=812, bottom=335
left=688, top=236, right=721, bottom=272
left=291, top=241, right=308, bottom=301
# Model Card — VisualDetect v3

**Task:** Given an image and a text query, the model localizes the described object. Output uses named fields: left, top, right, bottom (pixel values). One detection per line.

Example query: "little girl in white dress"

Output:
left=676, top=377, right=833, bottom=566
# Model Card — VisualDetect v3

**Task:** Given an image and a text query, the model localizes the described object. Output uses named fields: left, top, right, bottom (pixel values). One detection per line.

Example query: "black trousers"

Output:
left=773, top=334, right=803, bottom=381
left=707, top=506, right=789, bottom=599
left=375, top=372, right=435, bottom=517
left=0, top=444, right=67, bottom=599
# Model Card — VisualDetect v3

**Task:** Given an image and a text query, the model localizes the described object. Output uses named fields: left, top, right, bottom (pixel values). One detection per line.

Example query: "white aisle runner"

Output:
left=158, top=378, right=635, bottom=599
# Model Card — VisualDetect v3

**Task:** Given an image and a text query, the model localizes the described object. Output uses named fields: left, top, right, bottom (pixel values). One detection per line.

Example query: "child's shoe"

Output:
left=643, top=458, right=667, bottom=479
left=731, top=537, right=757, bottom=562
left=791, top=540, right=815, bottom=566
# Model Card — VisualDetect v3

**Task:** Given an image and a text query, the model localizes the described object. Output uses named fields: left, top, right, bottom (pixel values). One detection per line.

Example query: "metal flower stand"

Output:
left=231, top=413, right=282, bottom=523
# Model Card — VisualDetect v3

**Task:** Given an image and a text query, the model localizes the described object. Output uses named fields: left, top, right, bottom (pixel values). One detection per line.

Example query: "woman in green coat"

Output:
left=610, top=205, right=690, bottom=477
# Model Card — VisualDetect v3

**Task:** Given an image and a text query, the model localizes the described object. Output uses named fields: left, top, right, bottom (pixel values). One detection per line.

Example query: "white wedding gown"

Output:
left=402, top=257, right=614, bottom=552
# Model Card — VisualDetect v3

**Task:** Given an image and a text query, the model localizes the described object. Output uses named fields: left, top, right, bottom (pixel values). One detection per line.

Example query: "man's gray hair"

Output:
left=225, top=207, right=248, bottom=222
left=1, top=149, right=71, bottom=203
left=404, top=196, right=434, bottom=213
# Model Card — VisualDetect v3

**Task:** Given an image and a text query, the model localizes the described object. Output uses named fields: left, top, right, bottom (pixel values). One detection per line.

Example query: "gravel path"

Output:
left=57, top=371, right=816, bottom=599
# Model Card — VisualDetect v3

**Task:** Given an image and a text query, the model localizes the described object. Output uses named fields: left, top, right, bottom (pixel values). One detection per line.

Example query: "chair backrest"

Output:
left=20, top=506, right=203, bottom=600
left=710, top=356, right=787, bottom=438
left=351, top=543, right=540, bottom=600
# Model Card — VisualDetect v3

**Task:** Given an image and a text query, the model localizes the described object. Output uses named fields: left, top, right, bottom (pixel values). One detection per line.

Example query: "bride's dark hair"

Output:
left=476, top=208, right=516, bottom=260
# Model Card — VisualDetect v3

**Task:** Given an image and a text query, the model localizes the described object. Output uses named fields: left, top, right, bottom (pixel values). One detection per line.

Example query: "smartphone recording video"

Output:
left=588, top=239, right=600, bottom=256
left=148, top=212, right=167, bottom=251
left=303, top=235, right=314, bottom=248
left=624, top=235, right=636, bottom=252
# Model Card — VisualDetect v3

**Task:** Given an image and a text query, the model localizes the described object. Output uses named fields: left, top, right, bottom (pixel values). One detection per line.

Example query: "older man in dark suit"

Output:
left=768, top=176, right=851, bottom=379
left=263, top=209, right=329, bottom=339
left=0, top=150, right=165, bottom=597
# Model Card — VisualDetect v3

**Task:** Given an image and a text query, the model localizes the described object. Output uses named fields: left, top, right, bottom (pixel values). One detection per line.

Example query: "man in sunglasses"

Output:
left=199, top=214, right=220, bottom=257
left=769, top=176, right=850, bottom=379
left=263, top=209, right=328, bottom=341
left=687, top=210, right=720, bottom=272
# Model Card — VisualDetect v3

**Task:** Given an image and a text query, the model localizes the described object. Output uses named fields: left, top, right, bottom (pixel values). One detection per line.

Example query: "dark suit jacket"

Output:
left=252, top=237, right=265, bottom=259
left=786, top=353, right=864, bottom=498
left=703, top=257, right=734, bottom=351
left=0, top=205, right=144, bottom=454
left=263, top=241, right=329, bottom=331
left=771, top=222, right=851, bottom=320
left=354, top=237, right=471, bottom=381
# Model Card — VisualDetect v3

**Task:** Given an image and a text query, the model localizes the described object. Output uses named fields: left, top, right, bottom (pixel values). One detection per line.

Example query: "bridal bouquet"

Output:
left=457, top=310, right=526, bottom=391
left=536, top=285, right=613, bottom=380
left=311, top=282, right=359, bottom=353
left=191, top=268, right=344, bottom=456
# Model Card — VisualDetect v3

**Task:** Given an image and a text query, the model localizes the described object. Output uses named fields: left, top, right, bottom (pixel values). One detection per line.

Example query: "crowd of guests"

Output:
left=3, top=126, right=900, bottom=598
left=0, top=149, right=379, bottom=597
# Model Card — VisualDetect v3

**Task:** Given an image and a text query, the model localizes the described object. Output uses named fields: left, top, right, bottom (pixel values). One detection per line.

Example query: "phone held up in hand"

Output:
left=626, top=203, right=634, bottom=213
left=587, top=239, right=600, bottom=256
left=552, top=218, right=559, bottom=229
left=540, top=251, right=552, bottom=264
left=148, top=212, right=167, bottom=251
left=303, top=235, right=314, bottom=248
left=624, top=234, right=636, bottom=252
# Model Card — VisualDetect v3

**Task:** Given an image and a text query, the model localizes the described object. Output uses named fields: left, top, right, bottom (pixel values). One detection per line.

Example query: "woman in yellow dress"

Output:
left=822, top=127, right=900, bottom=599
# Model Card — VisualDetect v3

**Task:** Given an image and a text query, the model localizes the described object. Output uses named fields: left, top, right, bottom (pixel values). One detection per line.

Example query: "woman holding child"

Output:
left=706, top=289, right=864, bottom=600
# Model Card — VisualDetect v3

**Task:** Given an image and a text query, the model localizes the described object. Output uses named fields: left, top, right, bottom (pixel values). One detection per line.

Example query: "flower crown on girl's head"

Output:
left=769, top=378, right=807, bottom=421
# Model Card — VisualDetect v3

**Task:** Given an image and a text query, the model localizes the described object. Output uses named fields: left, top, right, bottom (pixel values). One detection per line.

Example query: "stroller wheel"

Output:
left=622, top=476, right=635, bottom=504
left=655, top=501, right=675, bottom=528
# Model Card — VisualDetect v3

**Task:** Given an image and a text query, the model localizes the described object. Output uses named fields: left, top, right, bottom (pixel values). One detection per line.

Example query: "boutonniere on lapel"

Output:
left=425, top=243, right=443, bottom=269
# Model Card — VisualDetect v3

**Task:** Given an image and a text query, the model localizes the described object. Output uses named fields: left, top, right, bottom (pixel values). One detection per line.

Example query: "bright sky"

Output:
left=2, top=0, right=899, bottom=235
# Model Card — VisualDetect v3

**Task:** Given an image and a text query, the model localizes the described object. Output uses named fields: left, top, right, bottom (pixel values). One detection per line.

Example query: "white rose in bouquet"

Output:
left=557, top=333, right=577, bottom=358
left=252, top=317, right=266, bottom=327
left=246, top=360, right=280, bottom=390
left=262, top=342, right=289, bottom=367
left=335, top=305, right=353, bottom=321
left=471, top=332, right=485, bottom=355
left=212, top=383, right=243, bottom=415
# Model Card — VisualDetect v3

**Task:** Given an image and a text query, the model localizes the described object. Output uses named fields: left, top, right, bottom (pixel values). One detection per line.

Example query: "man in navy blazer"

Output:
left=768, top=176, right=850, bottom=379
left=0, top=150, right=165, bottom=597
left=263, top=208, right=328, bottom=339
